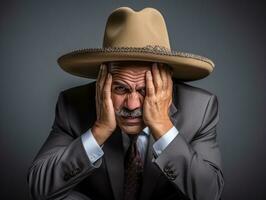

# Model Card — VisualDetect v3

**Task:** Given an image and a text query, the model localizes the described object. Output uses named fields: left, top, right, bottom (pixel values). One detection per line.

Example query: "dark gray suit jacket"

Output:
left=27, top=80, right=224, bottom=200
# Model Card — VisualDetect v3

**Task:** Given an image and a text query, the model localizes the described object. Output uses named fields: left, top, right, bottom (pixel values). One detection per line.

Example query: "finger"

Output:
left=96, top=65, right=104, bottom=118
left=96, top=65, right=103, bottom=98
left=96, top=64, right=103, bottom=103
left=96, top=64, right=108, bottom=117
left=145, top=71, right=155, bottom=97
left=103, top=73, right=112, bottom=100
left=98, top=64, right=108, bottom=98
left=159, top=63, right=168, bottom=90
left=96, top=64, right=103, bottom=82
left=97, top=64, right=107, bottom=88
left=101, top=64, right=108, bottom=82
left=96, top=64, right=105, bottom=89
left=101, top=64, right=108, bottom=81
left=166, top=73, right=173, bottom=97
left=151, top=63, right=162, bottom=93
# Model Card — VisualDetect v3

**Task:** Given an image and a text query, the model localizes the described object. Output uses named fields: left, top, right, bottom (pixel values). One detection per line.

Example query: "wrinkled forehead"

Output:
left=107, top=61, right=153, bottom=85
left=108, top=61, right=153, bottom=73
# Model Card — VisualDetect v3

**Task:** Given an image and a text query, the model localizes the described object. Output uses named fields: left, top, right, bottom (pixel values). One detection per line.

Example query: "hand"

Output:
left=92, top=64, right=116, bottom=145
left=143, top=63, right=173, bottom=140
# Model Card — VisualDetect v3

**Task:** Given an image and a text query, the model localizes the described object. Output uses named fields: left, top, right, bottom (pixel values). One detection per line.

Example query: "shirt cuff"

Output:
left=81, top=128, right=104, bottom=164
left=152, top=126, right=179, bottom=158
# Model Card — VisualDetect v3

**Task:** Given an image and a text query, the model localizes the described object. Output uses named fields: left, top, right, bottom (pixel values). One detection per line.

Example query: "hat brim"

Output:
left=57, top=48, right=214, bottom=81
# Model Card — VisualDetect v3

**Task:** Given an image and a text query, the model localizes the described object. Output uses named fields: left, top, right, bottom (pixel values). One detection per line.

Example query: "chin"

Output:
left=119, top=124, right=144, bottom=135
left=117, top=117, right=145, bottom=134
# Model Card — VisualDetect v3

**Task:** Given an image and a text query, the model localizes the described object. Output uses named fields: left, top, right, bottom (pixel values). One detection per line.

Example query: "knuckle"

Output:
left=102, top=92, right=109, bottom=100
left=147, top=86, right=154, bottom=90
left=154, top=83, right=159, bottom=88
left=102, top=93, right=107, bottom=99
left=148, top=90, right=154, bottom=95
left=148, top=96, right=156, bottom=102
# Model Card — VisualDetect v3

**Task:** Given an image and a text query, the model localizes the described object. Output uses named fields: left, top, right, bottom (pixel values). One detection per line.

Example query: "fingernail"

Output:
left=147, top=71, right=151, bottom=77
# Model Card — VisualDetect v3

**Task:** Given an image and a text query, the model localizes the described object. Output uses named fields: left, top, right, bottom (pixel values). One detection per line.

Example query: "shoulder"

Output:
left=55, top=82, right=97, bottom=131
left=173, top=80, right=217, bottom=105
left=61, top=81, right=96, bottom=98
left=172, top=80, right=219, bottom=121
left=57, top=82, right=96, bottom=113
left=173, top=80, right=215, bottom=98
left=59, top=81, right=96, bottom=102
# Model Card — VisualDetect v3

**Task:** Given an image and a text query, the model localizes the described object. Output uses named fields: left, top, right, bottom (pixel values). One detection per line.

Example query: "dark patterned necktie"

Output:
left=123, top=134, right=144, bottom=200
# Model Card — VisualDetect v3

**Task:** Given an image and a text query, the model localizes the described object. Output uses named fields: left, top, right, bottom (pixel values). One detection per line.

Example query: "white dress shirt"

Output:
left=81, top=126, right=179, bottom=164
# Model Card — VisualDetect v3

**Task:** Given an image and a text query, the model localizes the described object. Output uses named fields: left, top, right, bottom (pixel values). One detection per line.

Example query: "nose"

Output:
left=124, top=92, right=142, bottom=111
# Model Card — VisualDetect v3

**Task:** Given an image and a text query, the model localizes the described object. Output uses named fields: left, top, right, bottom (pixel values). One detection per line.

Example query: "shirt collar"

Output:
left=142, top=127, right=150, bottom=135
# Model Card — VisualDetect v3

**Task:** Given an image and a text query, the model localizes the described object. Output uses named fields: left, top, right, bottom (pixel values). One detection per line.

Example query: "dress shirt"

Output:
left=81, top=126, right=179, bottom=164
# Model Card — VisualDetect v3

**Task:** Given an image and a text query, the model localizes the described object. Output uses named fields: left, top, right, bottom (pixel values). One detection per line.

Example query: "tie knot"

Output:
left=128, top=134, right=138, bottom=144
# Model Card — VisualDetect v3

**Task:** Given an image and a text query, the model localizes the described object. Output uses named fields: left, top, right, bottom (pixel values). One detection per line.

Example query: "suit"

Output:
left=27, top=79, right=224, bottom=200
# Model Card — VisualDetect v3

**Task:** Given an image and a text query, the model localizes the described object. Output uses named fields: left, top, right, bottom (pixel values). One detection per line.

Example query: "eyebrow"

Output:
left=112, top=80, right=145, bottom=90
left=112, top=81, right=130, bottom=89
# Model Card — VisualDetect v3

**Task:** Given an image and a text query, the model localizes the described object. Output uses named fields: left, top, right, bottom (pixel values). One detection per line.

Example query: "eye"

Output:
left=138, top=88, right=146, bottom=96
left=114, top=86, right=127, bottom=94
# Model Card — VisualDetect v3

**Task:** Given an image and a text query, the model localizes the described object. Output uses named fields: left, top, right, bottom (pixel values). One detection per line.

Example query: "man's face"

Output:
left=108, top=61, right=152, bottom=135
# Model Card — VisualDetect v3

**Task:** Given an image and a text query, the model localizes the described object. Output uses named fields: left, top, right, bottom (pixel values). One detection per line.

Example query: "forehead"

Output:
left=108, top=61, right=152, bottom=85
left=108, top=61, right=152, bottom=72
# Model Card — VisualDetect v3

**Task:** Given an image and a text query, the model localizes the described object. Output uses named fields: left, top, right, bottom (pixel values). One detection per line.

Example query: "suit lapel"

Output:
left=103, top=127, right=124, bottom=200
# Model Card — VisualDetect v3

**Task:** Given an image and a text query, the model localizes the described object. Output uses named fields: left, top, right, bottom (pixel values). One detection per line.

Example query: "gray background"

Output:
left=1, top=0, right=265, bottom=199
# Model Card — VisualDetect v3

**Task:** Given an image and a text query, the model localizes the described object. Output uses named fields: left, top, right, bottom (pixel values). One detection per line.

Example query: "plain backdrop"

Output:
left=1, top=0, right=265, bottom=199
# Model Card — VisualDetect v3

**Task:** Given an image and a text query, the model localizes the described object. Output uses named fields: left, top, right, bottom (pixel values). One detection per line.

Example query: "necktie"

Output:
left=123, top=134, right=144, bottom=200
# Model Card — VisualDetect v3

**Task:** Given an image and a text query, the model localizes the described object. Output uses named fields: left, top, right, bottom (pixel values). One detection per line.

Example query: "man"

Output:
left=28, top=7, right=224, bottom=200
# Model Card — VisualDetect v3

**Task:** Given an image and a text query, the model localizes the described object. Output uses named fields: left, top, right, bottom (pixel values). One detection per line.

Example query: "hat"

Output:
left=57, top=7, right=215, bottom=81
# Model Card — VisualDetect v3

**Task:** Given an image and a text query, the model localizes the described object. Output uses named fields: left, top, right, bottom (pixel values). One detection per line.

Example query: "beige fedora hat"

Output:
left=57, top=7, right=215, bottom=81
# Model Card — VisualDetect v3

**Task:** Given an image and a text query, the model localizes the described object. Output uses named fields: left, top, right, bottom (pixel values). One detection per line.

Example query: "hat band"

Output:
left=67, top=45, right=214, bottom=67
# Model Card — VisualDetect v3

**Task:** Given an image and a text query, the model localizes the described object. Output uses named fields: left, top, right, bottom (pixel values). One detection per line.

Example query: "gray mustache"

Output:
left=115, top=108, right=143, bottom=118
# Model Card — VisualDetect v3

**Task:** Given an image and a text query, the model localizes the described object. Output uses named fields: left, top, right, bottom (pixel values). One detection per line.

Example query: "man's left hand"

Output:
left=143, top=63, right=173, bottom=140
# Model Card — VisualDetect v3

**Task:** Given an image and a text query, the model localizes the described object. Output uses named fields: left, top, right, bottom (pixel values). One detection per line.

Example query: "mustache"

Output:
left=115, top=108, right=143, bottom=118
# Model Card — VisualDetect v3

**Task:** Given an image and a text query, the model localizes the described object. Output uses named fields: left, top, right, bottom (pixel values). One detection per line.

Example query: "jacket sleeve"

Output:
left=153, top=95, right=224, bottom=200
left=27, top=92, right=101, bottom=200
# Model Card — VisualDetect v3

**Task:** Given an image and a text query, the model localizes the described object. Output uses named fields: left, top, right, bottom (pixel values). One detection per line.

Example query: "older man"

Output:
left=28, top=7, right=224, bottom=200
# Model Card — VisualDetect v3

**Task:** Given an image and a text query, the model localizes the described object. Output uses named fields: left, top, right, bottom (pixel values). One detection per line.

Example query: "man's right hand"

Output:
left=92, top=64, right=116, bottom=145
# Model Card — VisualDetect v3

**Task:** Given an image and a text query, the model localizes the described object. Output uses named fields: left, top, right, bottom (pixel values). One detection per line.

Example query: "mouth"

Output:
left=121, top=116, right=142, bottom=125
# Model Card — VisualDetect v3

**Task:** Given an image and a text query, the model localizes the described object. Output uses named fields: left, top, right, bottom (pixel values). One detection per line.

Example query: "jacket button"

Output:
left=163, top=166, right=177, bottom=180
left=70, top=167, right=81, bottom=176
left=163, top=166, right=171, bottom=173
left=168, top=174, right=177, bottom=181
